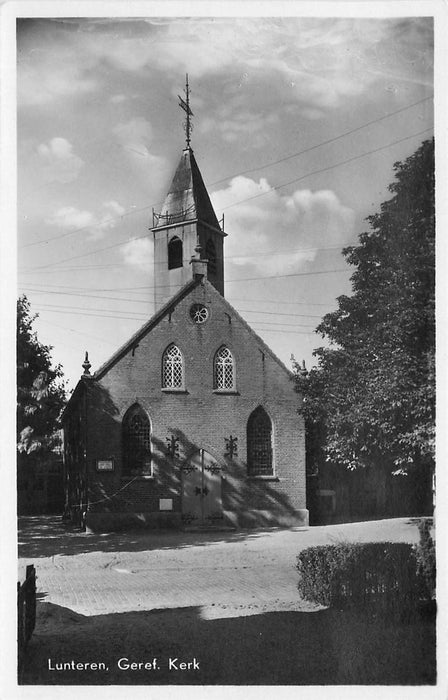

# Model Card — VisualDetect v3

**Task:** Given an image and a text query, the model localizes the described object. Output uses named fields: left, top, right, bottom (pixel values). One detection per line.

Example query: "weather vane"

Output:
left=178, top=74, right=193, bottom=147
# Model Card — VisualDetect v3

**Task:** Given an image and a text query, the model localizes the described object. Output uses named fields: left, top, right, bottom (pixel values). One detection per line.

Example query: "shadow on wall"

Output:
left=20, top=600, right=436, bottom=686
left=165, top=428, right=306, bottom=528
left=68, top=383, right=306, bottom=531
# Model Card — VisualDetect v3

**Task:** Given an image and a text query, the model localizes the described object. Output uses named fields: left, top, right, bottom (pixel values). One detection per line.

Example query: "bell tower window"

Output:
left=168, top=236, right=183, bottom=270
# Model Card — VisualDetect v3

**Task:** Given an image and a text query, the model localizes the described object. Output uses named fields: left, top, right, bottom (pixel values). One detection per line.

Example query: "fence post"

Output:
left=17, top=564, right=37, bottom=675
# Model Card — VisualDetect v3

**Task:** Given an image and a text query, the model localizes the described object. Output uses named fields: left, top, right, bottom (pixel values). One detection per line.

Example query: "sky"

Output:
left=16, top=14, right=434, bottom=392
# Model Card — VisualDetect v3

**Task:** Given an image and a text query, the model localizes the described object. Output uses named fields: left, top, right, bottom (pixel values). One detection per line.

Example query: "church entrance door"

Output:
left=181, top=449, right=223, bottom=525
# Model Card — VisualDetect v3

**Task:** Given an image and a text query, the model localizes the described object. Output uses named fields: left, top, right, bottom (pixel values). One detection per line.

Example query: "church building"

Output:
left=62, top=84, right=307, bottom=531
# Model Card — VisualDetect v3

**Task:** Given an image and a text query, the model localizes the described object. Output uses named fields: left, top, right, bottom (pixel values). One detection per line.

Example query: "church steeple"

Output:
left=151, top=78, right=226, bottom=310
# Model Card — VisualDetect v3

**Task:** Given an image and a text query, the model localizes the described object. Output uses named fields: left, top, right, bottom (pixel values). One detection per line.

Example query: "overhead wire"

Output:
left=26, top=124, right=433, bottom=270
left=209, top=95, right=433, bottom=186
left=18, top=265, right=350, bottom=307
left=18, top=97, right=432, bottom=259
left=24, top=299, right=323, bottom=319
left=31, top=306, right=318, bottom=329
left=221, top=127, right=433, bottom=213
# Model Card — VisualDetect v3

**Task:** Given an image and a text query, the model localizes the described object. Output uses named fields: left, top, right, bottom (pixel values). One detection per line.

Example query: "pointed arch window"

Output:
left=247, top=406, right=273, bottom=476
left=168, top=236, right=183, bottom=270
left=206, top=239, right=217, bottom=275
left=162, top=344, right=184, bottom=389
left=122, top=404, right=152, bottom=476
left=214, top=346, right=235, bottom=390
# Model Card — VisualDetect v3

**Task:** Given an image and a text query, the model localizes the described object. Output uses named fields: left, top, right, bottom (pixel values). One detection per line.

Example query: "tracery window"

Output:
left=214, top=346, right=235, bottom=390
left=162, top=344, right=184, bottom=389
left=247, top=406, right=273, bottom=476
left=168, top=236, right=183, bottom=270
left=122, top=404, right=152, bottom=475
left=206, top=239, right=217, bottom=275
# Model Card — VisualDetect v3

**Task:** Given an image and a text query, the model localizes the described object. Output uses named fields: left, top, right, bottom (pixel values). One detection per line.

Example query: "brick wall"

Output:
left=70, top=280, right=307, bottom=530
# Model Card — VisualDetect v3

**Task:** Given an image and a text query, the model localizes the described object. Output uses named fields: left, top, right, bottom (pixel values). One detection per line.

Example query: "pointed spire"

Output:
left=153, top=148, right=222, bottom=233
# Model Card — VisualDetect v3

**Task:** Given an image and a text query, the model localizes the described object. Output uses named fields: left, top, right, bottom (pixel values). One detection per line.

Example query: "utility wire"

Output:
left=21, top=240, right=355, bottom=269
left=19, top=204, right=154, bottom=250
left=39, top=318, right=120, bottom=347
left=222, top=127, right=433, bottom=212
left=31, top=306, right=317, bottom=329
left=28, top=300, right=323, bottom=319
left=26, top=126, right=432, bottom=270
left=19, top=98, right=432, bottom=255
left=19, top=266, right=349, bottom=303
left=209, top=95, right=433, bottom=186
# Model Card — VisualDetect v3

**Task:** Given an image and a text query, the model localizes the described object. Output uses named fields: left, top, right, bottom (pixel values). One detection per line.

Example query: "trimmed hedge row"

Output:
left=296, top=541, right=428, bottom=616
left=415, top=519, right=436, bottom=599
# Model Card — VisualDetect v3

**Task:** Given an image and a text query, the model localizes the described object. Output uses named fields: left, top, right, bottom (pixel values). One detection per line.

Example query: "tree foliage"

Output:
left=295, top=139, right=435, bottom=475
left=17, top=295, right=66, bottom=457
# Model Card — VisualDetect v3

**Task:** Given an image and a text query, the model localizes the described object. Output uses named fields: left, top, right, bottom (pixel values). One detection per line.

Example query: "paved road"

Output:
left=18, top=516, right=422, bottom=618
left=17, top=516, right=436, bottom=686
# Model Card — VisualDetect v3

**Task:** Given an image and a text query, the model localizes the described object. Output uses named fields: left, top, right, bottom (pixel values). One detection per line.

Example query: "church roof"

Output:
left=90, top=277, right=293, bottom=382
left=153, top=147, right=223, bottom=233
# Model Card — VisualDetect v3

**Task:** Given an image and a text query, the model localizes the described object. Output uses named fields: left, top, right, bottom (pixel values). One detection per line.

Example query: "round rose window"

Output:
left=190, top=304, right=209, bottom=324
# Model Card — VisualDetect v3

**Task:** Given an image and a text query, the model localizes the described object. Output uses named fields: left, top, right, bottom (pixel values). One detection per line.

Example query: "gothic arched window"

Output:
left=168, top=236, right=183, bottom=270
left=214, top=346, right=235, bottom=390
left=247, top=406, right=273, bottom=476
left=162, top=344, right=184, bottom=389
left=206, top=238, right=217, bottom=275
left=122, top=404, right=152, bottom=475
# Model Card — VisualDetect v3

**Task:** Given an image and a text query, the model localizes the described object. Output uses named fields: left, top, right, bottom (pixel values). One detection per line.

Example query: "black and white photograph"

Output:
left=1, top=1, right=445, bottom=695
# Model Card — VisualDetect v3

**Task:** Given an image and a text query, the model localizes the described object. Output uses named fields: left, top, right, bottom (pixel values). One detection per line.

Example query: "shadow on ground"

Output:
left=20, top=600, right=436, bottom=686
left=18, top=516, right=303, bottom=559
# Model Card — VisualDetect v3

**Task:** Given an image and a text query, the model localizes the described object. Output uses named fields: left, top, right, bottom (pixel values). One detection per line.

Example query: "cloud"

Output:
left=37, top=137, right=84, bottom=183
left=18, top=18, right=433, bottom=112
left=112, top=117, right=170, bottom=187
left=201, top=110, right=279, bottom=147
left=109, top=94, right=127, bottom=104
left=47, top=206, right=95, bottom=230
left=211, top=176, right=355, bottom=275
left=104, top=18, right=432, bottom=110
left=122, top=238, right=153, bottom=269
left=18, top=40, right=97, bottom=106
left=112, top=117, right=156, bottom=157
left=113, top=117, right=153, bottom=144
left=46, top=200, right=126, bottom=240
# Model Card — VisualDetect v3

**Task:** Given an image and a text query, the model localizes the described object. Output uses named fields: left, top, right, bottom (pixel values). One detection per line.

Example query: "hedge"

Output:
left=296, top=541, right=426, bottom=617
left=415, top=519, right=436, bottom=599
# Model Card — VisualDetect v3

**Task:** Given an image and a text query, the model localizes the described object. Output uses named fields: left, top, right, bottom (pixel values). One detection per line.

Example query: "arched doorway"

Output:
left=181, top=449, right=223, bottom=525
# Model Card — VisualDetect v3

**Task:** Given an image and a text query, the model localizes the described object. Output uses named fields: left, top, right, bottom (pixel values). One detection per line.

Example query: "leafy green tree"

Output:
left=295, top=139, right=435, bottom=477
left=17, top=295, right=66, bottom=457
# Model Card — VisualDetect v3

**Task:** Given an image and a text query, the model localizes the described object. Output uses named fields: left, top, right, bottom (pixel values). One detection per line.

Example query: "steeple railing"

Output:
left=153, top=206, right=225, bottom=231
left=152, top=204, right=196, bottom=228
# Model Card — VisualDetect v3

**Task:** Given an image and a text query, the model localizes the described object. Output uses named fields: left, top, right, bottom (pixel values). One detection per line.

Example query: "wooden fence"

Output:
left=17, top=564, right=36, bottom=670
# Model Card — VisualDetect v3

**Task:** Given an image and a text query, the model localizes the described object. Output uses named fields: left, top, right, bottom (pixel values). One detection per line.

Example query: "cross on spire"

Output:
left=178, top=74, right=193, bottom=147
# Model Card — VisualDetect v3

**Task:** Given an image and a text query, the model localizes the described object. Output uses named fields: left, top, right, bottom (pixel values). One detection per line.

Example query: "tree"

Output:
left=295, top=139, right=435, bottom=478
left=17, top=295, right=66, bottom=458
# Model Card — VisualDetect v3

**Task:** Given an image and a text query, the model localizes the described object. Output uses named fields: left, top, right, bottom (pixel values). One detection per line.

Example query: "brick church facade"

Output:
left=62, top=139, right=307, bottom=531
